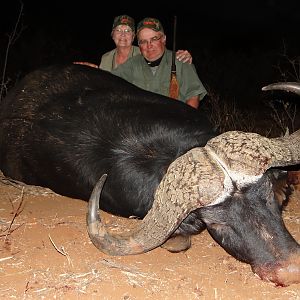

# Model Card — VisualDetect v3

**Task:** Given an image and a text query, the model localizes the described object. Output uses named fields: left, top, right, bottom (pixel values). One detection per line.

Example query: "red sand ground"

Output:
left=0, top=175, right=299, bottom=299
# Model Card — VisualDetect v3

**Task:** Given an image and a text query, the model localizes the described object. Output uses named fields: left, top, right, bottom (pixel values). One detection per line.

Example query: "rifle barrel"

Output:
left=171, top=16, right=177, bottom=72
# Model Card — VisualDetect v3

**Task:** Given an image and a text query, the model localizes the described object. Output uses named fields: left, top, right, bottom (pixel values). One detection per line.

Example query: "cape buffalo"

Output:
left=0, top=64, right=299, bottom=286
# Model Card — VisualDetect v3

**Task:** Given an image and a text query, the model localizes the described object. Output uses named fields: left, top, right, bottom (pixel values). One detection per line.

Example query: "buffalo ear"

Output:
left=269, top=170, right=292, bottom=209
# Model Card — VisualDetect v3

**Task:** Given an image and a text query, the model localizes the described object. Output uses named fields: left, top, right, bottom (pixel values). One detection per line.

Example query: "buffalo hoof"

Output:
left=161, top=235, right=191, bottom=253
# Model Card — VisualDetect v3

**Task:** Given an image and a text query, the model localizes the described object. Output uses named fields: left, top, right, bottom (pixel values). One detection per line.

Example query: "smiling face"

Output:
left=112, top=25, right=135, bottom=48
left=137, top=28, right=166, bottom=61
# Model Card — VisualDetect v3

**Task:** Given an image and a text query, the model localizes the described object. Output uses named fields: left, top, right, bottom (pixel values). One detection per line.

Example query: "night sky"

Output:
left=1, top=0, right=300, bottom=108
left=2, top=1, right=299, bottom=58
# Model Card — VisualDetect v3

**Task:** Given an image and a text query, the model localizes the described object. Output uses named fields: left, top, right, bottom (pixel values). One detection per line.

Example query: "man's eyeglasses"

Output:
left=138, top=35, right=163, bottom=46
left=114, top=28, right=133, bottom=35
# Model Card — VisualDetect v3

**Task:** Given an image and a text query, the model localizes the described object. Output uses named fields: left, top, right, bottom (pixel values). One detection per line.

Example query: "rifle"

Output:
left=169, top=15, right=179, bottom=99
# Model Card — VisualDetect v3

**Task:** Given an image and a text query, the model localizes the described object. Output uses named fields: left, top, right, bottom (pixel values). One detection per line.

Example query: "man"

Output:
left=112, top=17, right=207, bottom=109
left=74, top=16, right=192, bottom=72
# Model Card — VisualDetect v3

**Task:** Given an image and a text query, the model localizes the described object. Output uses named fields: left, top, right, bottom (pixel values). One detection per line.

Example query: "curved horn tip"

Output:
left=261, top=82, right=300, bottom=95
left=87, top=174, right=108, bottom=226
left=86, top=173, right=151, bottom=256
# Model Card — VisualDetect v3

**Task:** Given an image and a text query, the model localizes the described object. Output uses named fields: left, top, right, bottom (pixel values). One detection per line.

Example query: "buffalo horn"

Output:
left=206, top=129, right=300, bottom=180
left=87, top=148, right=226, bottom=255
left=262, top=82, right=300, bottom=95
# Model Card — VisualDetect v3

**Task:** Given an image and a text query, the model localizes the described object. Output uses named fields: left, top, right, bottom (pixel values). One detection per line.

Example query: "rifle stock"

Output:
left=169, top=15, right=179, bottom=99
left=169, top=72, right=179, bottom=99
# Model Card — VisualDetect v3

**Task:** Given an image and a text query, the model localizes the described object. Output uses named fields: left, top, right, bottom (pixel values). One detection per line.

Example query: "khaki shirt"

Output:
left=112, top=49, right=207, bottom=103
left=99, top=46, right=141, bottom=72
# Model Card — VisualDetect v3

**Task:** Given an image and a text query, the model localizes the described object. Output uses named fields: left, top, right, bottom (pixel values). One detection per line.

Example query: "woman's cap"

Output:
left=112, top=15, right=135, bottom=32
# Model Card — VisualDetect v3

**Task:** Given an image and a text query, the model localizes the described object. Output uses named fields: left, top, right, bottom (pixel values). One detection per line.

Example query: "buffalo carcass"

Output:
left=0, top=65, right=299, bottom=287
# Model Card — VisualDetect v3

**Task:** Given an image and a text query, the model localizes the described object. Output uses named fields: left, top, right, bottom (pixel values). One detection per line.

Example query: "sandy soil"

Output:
left=0, top=175, right=299, bottom=300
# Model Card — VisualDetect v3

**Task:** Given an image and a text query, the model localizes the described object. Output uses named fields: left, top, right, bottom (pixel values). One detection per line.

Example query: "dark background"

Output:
left=1, top=0, right=300, bottom=120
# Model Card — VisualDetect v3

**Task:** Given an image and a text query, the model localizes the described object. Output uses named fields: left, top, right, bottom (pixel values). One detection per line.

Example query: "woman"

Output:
left=74, top=15, right=192, bottom=71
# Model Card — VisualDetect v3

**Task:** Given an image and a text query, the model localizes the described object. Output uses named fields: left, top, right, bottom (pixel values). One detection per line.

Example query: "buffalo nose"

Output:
left=253, top=252, right=300, bottom=287
left=275, top=254, right=300, bottom=286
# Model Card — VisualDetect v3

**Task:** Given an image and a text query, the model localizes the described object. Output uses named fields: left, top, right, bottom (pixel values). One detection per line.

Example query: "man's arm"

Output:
left=178, top=62, right=207, bottom=108
left=186, top=95, right=200, bottom=109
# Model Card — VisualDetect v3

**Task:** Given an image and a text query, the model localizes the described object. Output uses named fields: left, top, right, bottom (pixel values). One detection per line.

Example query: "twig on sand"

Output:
left=0, top=189, right=25, bottom=241
left=0, top=256, right=13, bottom=262
left=7, top=188, right=25, bottom=231
left=48, top=234, right=73, bottom=266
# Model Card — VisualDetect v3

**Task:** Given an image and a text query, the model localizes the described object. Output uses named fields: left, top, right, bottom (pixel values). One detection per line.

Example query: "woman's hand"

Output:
left=176, top=50, right=192, bottom=64
left=73, top=61, right=99, bottom=68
